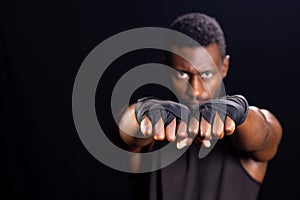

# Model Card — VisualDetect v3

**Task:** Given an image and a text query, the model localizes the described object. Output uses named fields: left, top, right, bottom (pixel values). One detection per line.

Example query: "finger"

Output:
left=140, top=116, right=152, bottom=136
left=202, top=139, right=211, bottom=148
left=176, top=137, right=194, bottom=149
left=188, top=117, right=199, bottom=138
left=153, top=117, right=165, bottom=140
left=176, top=121, right=188, bottom=149
left=165, top=118, right=176, bottom=142
left=177, top=138, right=187, bottom=149
left=176, top=121, right=188, bottom=139
left=224, top=116, right=236, bottom=135
left=212, top=112, right=224, bottom=139
left=200, top=117, right=212, bottom=140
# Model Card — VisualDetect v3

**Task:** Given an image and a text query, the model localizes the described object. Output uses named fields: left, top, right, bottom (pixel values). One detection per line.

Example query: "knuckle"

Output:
left=177, top=130, right=187, bottom=138
left=188, top=127, right=198, bottom=136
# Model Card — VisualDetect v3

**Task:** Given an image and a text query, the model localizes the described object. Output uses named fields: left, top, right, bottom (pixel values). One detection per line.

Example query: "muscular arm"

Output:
left=230, top=106, right=283, bottom=162
left=118, top=98, right=283, bottom=177
left=118, top=104, right=153, bottom=152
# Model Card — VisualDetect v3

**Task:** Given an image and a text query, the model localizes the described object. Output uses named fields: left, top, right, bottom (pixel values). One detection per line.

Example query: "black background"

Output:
left=1, top=0, right=299, bottom=199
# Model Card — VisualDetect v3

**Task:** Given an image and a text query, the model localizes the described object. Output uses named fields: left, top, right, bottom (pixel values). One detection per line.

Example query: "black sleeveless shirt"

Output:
left=130, top=138, right=260, bottom=200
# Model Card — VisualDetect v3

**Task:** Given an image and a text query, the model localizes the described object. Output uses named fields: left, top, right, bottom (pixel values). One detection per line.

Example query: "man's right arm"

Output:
left=118, top=104, right=154, bottom=152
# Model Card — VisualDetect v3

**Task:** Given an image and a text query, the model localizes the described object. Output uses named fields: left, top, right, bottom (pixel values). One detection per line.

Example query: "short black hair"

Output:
left=168, top=12, right=226, bottom=59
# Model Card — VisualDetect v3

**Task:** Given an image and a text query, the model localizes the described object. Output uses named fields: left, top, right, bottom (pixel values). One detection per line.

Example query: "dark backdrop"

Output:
left=1, top=0, right=299, bottom=199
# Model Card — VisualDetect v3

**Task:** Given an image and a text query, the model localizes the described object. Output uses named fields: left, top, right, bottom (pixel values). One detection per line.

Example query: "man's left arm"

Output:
left=229, top=106, right=283, bottom=162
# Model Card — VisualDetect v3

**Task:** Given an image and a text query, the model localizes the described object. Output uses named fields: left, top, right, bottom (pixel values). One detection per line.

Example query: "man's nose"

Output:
left=187, top=75, right=205, bottom=97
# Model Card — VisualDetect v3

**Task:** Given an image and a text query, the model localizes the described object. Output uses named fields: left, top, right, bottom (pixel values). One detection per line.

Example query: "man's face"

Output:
left=168, top=43, right=229, bottom=108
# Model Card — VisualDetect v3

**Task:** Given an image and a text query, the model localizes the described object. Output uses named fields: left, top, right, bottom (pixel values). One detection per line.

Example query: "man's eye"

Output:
left=201, top=71, right=213, bottom=79
left=176, top=71, right=189, bottom=79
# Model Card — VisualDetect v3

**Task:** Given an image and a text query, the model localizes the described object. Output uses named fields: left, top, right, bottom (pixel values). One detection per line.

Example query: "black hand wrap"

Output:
left=190, top=95, right=249, bottom=126
left=135, top=97, right=190, bottom=126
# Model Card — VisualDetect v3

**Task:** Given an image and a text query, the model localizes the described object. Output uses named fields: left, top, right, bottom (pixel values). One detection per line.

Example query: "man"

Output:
left=117, top=12, right=282, bottom=200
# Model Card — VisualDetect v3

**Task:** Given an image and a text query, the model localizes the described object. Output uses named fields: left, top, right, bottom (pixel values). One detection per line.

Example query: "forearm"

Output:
left=231, top=106, right=282, bottom=161
left=119, top=130, right=153, bottom=152
left=118, top=104, right=154, bottom=152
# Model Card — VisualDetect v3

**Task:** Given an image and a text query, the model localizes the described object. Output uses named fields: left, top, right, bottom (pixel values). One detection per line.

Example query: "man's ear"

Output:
left=221, top=55, right=230, bottom=78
